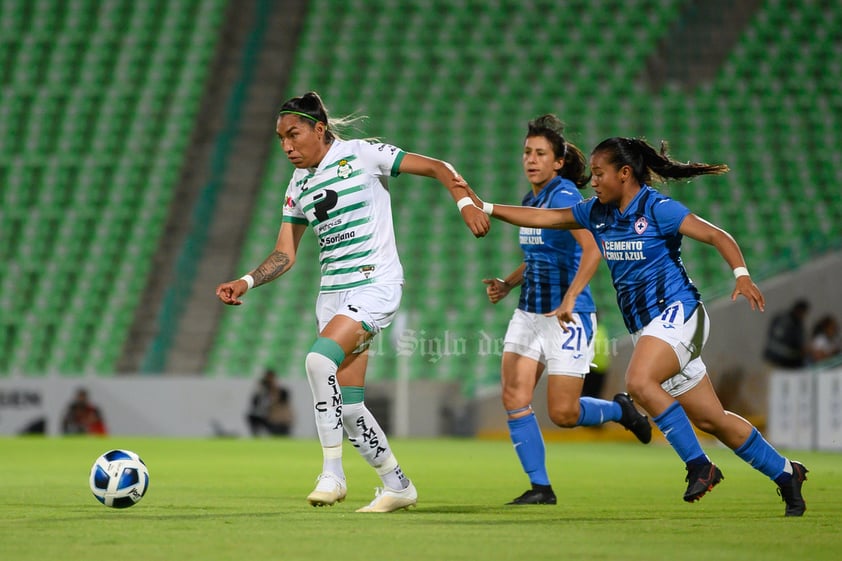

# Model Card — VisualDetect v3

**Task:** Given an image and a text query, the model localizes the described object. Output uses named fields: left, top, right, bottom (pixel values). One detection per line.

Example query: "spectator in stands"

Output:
left=483, top=115, right=650, bottom=506
left=472, top=136, right=808, bottom=516
left=61, top=388, right=107, bottom=435
left=808, top=314, right=841, bottom=363
left=247, top=369, right=293, bottom=436
left=216, top=91, right=489, bottom=512
left=763, top=299, right=810, bottom=369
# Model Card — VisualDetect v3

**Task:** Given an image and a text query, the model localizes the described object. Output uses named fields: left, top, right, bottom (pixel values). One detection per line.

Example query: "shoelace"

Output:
left=315, top=473, right=344, bottom=490
left=364, top=487, right=385, bottom=507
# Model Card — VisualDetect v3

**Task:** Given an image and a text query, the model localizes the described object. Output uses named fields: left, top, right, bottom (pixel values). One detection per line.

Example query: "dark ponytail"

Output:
left=560, top=142, right=590, bottom=189
left=592, top=137, right=729, bottom=184
left=526, top=114, right=591, bottom=189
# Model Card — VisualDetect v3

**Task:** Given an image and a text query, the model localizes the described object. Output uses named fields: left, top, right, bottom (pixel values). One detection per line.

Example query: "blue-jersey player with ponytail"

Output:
left=477, top=136, right=808, bottom=517
left=484, top=117, right=651, bottom=506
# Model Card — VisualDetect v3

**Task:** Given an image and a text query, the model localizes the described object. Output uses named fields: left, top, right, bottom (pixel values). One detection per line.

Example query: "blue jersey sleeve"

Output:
left=570, top=197, right=596, bottom=229
left=547, top=184, right=584, bottom=210
left=651, top=197, right=691, bottom=235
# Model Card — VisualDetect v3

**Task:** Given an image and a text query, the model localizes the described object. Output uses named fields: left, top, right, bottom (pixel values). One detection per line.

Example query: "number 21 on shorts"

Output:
left=561, top=326, right=584, bottom=351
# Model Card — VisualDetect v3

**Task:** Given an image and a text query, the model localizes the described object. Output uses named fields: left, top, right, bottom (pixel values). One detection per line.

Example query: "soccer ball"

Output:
left=89, top=449, right=150, bottom=508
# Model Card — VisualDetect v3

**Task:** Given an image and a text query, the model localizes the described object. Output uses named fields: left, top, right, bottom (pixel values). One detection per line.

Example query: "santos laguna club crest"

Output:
left=337, top=159, right=353, bottom=179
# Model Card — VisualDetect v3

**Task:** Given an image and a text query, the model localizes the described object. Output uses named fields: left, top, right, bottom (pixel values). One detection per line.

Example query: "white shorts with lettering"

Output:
left=631, top=301, right=710, bottom=397
left=502, top=309, right=596, bottom=377
left=315, top=283, right=403, bottom=352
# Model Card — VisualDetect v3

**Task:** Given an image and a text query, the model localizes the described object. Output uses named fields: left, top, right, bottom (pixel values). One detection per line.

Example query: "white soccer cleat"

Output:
left=356, top=481, right=418, bottom=513
left=307, top=473, right=347, bottom=507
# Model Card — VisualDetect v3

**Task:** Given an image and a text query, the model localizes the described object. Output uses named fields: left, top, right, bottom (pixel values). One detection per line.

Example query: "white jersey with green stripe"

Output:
left=282, top=139, right=407, bottom=292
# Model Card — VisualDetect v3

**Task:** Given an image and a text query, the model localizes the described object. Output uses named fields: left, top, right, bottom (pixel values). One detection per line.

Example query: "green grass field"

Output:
left=1, top=437, right=839, bottom=561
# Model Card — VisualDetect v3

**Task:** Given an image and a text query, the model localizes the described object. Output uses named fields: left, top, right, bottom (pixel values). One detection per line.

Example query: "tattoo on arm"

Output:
left=252, top=251, right=291, bottom=287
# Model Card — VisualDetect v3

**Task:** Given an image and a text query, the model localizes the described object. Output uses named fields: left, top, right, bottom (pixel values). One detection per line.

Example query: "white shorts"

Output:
left=502, top=309, right=596, bottom=377
left=631, top=301, right=709, bottom=397
left=315, top=283, right=402, bottom=336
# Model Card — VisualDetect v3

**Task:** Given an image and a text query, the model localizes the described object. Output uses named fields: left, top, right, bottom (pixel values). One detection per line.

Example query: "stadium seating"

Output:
left=4, top=0, right=840, bottom=392
left=206, top=0, right=842, bottom=395
left=0, top=0, right=225, bottom=375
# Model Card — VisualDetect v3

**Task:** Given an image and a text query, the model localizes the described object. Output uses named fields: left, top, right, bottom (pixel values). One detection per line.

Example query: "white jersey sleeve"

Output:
left=281, top=170, right=310, bottom=225
left=356, top=141, right=406, bottom=178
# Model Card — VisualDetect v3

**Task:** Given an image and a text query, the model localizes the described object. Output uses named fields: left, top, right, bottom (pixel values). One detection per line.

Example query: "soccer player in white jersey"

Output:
left=216, top=91, right=490, bottom=512
left=484, top=116, right=651, bottom=506
left=470, top=137, right=808, bottom=517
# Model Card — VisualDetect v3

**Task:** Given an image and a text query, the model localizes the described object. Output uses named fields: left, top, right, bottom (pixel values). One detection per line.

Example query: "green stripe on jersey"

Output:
left=330, top=200, right=367, bottom=217
left=301, top=183, right=364, bottom=214
left=321, top=217, right=370, bottom=236
left=320, top=249, right=374, bottom=265
left=295, top=172, right=315, bottom=188
left=335, top=184, right=365, bottom=198
left=307, top=168, right=364, bottom=192
left=321, top=277, right=375, bottom=291
left=310, top=201, right=368, bottom=226
left=390, top=150, right=406, bottom=176
left=322, top=264, right=375, bottom=276
left=283, top=215, right=308, bottom=225
left=322, top=154, right=357, bottom=171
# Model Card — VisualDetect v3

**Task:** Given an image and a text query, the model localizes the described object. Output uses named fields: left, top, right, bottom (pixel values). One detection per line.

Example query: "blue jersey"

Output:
left=517, top=177, right=596, bottom=315
left=570, top=185, right=701, bottom=333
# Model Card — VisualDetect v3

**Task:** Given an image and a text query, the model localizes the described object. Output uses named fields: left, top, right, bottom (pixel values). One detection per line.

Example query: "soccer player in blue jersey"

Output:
left=216, top=92, right=490, bottom=512
left=472, top=137, right=808, bottom=516
left=484, top=116, right=651, bottom=506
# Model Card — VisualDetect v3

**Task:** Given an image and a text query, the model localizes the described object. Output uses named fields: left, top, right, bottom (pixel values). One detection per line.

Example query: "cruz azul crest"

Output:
left=634, top=216, right=648, bottom=235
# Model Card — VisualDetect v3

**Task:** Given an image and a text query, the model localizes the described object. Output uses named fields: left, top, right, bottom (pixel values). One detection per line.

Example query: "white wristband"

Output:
left=456, top=197, right=474, bottom=211
left=482, top=201, right=494, bottom=215
left=733, top=267, right=750, bottom=279
left=240, top=274, right=255, bottom=290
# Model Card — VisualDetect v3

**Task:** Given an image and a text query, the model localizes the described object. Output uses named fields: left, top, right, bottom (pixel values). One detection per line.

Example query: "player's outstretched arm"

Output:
left=215, top=222, right=306, bottom=306
left=485, top=202, right=580, bottom=231
left=398, top=152, right=490, bottom=238
left=679, top=213, right=765, bottom=312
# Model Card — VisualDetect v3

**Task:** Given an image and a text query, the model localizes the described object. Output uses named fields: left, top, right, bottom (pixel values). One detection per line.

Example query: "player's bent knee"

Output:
left=548, top=406, right=579, bottom=428
left=624, top=376, right=659, bottom=406
left=690, top=417, right=719, bottom=435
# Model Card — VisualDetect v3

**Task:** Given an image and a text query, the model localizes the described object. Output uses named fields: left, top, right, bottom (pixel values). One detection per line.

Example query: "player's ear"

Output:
left=619, top=164, right=632, bottom=181
left=553, top=158, right=564, bottom=171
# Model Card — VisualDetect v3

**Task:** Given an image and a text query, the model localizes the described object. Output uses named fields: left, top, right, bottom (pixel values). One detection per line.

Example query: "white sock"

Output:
left=321, top=445, right=344, bottom=480
left=343, top=401, right=408, bottom=490
left=305, top=351, right=344, bottom=477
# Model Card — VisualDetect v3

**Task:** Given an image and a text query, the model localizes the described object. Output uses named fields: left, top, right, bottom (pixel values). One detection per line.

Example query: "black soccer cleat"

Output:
left=777, top=461, right=808, bottom=517
left=684, top=462, right=724, bottom=502
left=506, top=485, right=557, bottom=505
left=613, top=393, right=652, bottom=444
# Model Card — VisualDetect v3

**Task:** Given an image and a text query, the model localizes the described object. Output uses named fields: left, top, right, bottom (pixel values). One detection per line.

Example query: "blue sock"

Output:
left=507, top=412, right=549, bottom=486
left=652, top=401, right=708, bottom=465
left=734, top=428, right=789, bottom=482
left=577, top=397, right=622, bottom=426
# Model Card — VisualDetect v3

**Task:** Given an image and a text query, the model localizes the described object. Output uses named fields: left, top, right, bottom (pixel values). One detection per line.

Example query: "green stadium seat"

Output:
left=212, top=0, right=835, bottom=387
left=0, top=0, right=226, bottom=376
